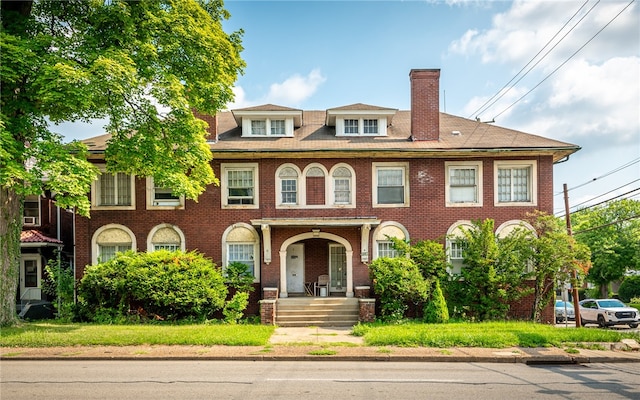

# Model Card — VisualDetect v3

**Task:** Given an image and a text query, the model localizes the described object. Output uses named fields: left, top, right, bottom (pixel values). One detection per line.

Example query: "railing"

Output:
left=19, top=287, right=42, bottom=311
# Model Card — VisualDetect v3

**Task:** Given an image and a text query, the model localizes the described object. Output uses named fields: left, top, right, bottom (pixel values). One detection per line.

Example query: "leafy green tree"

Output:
left=0, top=0, right=244, bottom=326
left=618, top=275, right=640, bottom=303
left=571, top=199, right=640, bottom=297
left=524, top=211, right=591, bottom=322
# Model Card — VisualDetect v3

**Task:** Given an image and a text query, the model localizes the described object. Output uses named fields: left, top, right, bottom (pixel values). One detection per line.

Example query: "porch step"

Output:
left=275, top=297, right=359, bottom=327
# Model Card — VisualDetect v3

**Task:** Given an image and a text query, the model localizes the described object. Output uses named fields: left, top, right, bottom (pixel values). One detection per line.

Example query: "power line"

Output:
left=554, top=157, right=640, bottom=196
left=468, top=0, right=597, bottom=119
left=492, top=0, right=636, bottom=120
left=573, top=214, right=640, bottom=235
left=566, top=186, right=640, bottom=216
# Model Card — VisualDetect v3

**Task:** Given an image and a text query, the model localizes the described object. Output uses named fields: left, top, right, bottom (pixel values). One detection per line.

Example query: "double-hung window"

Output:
left=377, top=241, right=398, bottom=258
left=363, top=119, right=378, bottom=134
left=344, top=119, right=359, bottom=134
left=227, top=243, right=255, bottom=276
left=278, top=166, right=298, bottom=205
left=23, top=196, right=41, bottom=225
left=495, top=161, right=537, bottom=205
left=222, top=163, right=259, bottom=208
left=270, top=119, right=285, bottom=135
left=92, top=168, right=135, bottom=209
left=251, top=120, right=266, bottom=135
left=374, top=163, right=408, bottom=206
left=446, top=162, right=482, bottom=206
left=332, top=167, right=352, bottom=205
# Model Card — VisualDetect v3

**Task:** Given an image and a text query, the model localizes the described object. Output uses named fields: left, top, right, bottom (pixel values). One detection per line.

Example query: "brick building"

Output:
left=71, top=68, right=580, bottom=323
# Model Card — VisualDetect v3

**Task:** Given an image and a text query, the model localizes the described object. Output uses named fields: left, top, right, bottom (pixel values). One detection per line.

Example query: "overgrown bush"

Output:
left=223, top=261, right=255, bottom=323
left=618, top=275, right=640, bottom=303
left=369, top=257, right=428, bottom=322
left=77, top=250, right=227, bottom=322
left=41, top=256, right=75, bottom=321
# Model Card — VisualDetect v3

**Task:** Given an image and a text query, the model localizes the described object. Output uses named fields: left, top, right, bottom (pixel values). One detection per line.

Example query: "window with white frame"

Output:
left=147, top=177, right=183, bottom=209
left=332, top=167, right=352, bottom=205
left=278, top=166, right=298, bottom=205
left=377, top=241, right=398, bottom=258
left=251, top=120, right=266, bottom=135
left=92, top=168, right=135, bottom=209
left=23, top=195, right=41, bottom=225
left=446, top=221, right=474, bottom=275
left=92, top=225, right=135, bottom=264
left=446, top=162, right=482, bottom=206
left=227, top=243, right=255, bottom=276
left=373, top=163, right=408, bottom=206
left=363, top=119, right=378, bottom=134
left=344, top=119, right=359, bottom=134
left=222, top=163, right=258, bottom=208
left=270, top=119, right=285, bottom=135
left=222, top=223, right=260, bottom=281
left=495, top=161, right=537, bottom=205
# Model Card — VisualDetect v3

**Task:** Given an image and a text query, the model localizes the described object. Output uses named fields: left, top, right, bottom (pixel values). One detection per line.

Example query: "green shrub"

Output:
left=423, top=280, right=449, bottom=323
left=369, top=257, right=428, bottom=322
left=78, top=250, right=227, bottom=322
left=223, top=291, right=249, bottom=324
left=618, top=276, right=640, bottom=303
left=42, top=256, right=75, bottom=321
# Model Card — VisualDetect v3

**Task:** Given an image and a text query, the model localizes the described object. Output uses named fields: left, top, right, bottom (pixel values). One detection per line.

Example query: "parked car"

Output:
left=554, top=300, right=575, bottom=323
left=579, top=299, right=639, bottom=328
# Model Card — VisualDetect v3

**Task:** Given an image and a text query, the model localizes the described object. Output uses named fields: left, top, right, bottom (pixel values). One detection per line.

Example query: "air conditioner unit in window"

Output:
left=153, top=199, right=180, bottom=207
left=23, top=216, right=37, bottom=225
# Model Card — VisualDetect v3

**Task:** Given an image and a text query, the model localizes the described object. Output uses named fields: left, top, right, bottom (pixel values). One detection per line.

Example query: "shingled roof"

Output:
left=20, top=230, right=63, bottom=247
left=83, top=108, right=580, bottom=162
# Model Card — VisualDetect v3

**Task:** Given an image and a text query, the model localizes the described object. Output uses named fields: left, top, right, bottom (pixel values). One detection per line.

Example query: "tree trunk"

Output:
left=0, top=187, right=22, bottom=326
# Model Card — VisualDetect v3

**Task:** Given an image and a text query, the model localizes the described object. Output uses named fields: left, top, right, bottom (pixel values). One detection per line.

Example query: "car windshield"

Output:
left=597, top=299, right=626, bottom=308
left=556, top=301, right=574, bottom=308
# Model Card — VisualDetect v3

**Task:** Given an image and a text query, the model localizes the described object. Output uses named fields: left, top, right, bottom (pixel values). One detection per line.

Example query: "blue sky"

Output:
left=56, top=0, right=640, bottom=215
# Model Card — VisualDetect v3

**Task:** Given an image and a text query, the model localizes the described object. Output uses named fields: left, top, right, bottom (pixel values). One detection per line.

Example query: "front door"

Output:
left=329, top=244, right=347, bottom=293
left=286, top=244, right=305, bottom=294
left=20, top=255, right=42, bottom=301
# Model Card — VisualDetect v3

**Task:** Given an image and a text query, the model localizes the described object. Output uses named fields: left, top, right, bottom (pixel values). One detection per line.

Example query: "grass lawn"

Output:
left=2, top=320, right=639, bottom=348
left=0, top=322, right=275, bottom=347
left=353, top=321, right=640, bottom=348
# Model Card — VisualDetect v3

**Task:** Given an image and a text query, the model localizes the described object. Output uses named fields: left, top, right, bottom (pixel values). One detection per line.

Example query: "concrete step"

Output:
left=275, top=297, right=359, bottom=327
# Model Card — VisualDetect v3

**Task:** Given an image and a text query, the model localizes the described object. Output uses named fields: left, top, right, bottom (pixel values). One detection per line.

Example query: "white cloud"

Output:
left=226, top=69, right=326, bottom=109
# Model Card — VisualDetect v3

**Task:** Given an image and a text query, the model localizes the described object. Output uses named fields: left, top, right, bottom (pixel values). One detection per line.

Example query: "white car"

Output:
left=579, top=299, right=639, bottom=328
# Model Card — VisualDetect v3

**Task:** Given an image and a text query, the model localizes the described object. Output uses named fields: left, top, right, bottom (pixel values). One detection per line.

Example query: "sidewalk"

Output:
left=2, top=327, right=640, bottom=364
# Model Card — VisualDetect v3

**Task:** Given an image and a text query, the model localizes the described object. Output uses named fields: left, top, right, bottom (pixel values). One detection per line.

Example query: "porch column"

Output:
left=360, top=223, right=371, bottom=263
left=279, top=249, right=288, bottom=298
left=346, top=249, right=354, bottom=298
left=261, top=224, right=271, bottom=264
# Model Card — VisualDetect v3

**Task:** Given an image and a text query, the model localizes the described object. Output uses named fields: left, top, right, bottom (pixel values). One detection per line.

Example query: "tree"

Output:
left=523, top=211, right=591, bottom=322
left=571, top=199, right=640, bottom=297
left=0, top=0, right=245, bottom=326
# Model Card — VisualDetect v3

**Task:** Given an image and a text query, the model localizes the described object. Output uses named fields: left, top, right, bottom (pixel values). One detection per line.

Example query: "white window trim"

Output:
left=445, top=161, right=483, bottom=207
left=221, top=163, right=259, bottom=209
left=241, top=117, right=294, bottom=137
left=221, top=223, right=260, bottom=282
left=23, top=195, right=42, bottom=226
left=299, top=163, right=329, bottom=209
left=91, top=224, right=137, bottom=265
left=146, top=223, right=186, bottom=252
left=329, top=163, right=356, bottom=208
left=445, top=220, right=474, bottom=276
left=145, top=177, right=185, bottom=210
left=336, top=116, right=388, bottom=137
left=275, top=163, right=302, bottom=208
left=91, top=165, right=136, bottom=210
left=494, top=160, right=537, bottom=207
left=372, top=162, right=410, bottom=208
left=371, top=221, right=409, bottom=260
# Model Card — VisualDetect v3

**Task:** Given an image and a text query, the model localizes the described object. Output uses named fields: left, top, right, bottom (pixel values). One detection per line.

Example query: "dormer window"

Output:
left=326, top=104, right=396, bottom=137
left=232, top=105, right=302, bottom=138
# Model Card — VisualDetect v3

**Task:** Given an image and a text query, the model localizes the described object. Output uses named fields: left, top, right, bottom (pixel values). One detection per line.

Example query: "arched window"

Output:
left=304, top=164, right=327, bottom=206
left=330, top=164, right=355, bottom=206
left=92, top=224, right=136, bottom=264
left=276, top=164, right=301, bottom=206
left=446, top=221, right=475, bottom=275
left=222, top=223, right=260, bottom=281
left=372, top=222, right=409, bottom=259
left=147, top=224, right=186, bottom=252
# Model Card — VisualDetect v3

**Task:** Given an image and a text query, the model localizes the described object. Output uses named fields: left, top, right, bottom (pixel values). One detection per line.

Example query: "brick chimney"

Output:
left=193, top=111, right=218, bottom=142
left=410, top=69, right=440, bottom=141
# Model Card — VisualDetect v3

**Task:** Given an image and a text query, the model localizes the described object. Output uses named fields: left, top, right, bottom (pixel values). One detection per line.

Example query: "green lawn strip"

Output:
left=354, top=321, right=640, bottom=348
left=0, top=322, right=274, bottom=347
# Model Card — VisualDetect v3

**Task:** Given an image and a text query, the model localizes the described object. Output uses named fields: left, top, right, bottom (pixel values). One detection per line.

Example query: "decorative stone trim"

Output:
left=358, top=298, right=376, bottom=323
left=263, top=287, right=278, bottom=300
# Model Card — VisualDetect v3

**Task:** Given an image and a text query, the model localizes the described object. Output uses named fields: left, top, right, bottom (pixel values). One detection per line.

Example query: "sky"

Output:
left=55, top=0, right=640, bottom=215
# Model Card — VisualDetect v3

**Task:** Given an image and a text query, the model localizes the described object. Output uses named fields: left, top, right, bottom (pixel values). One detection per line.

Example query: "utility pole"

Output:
left=563, top=183, right=581, bottom=327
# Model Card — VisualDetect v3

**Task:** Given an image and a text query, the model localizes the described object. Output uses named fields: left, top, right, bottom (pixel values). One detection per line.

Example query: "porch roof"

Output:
left=20, top=230, right=63, bottom=248
left=250, top=217, right=381, bottom=227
